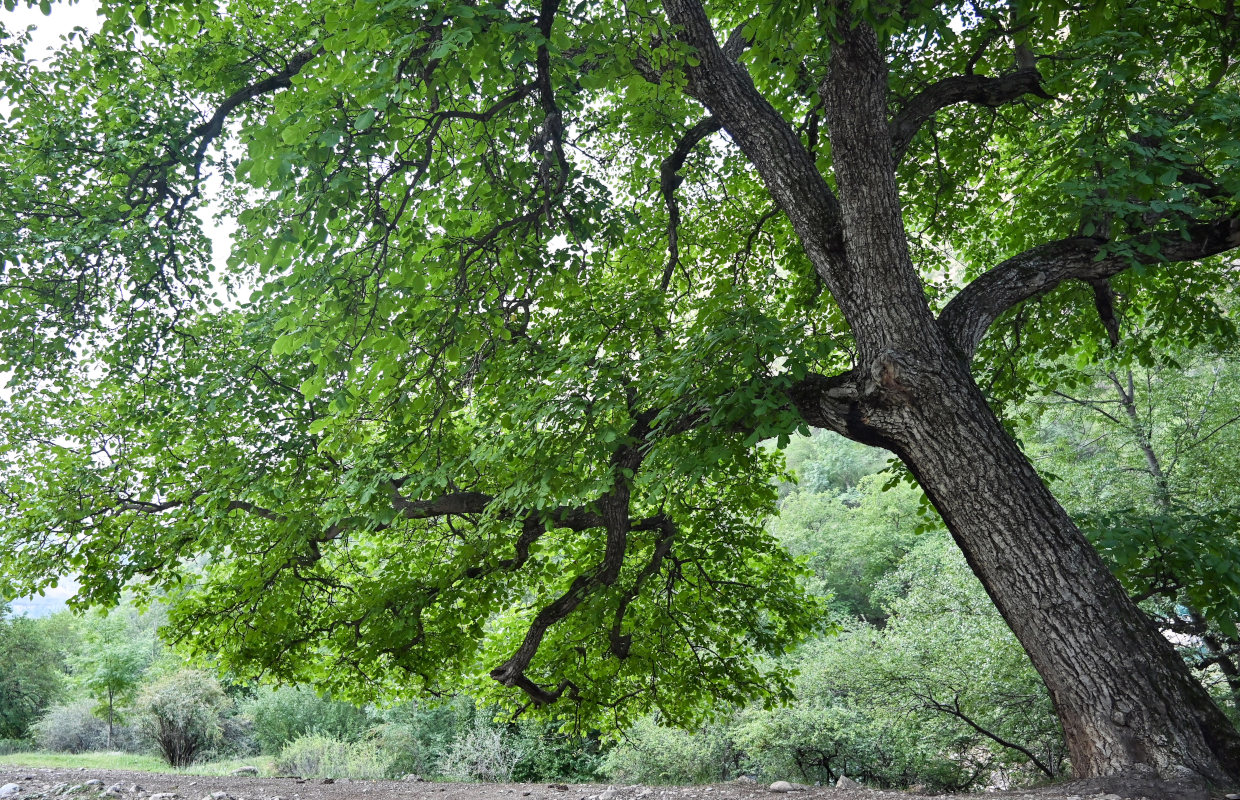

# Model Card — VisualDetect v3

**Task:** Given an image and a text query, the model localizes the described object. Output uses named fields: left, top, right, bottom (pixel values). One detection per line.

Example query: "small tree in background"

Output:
left=139, top=670, right=229, bottom=767
left=71, top=614, right=152, bottom=749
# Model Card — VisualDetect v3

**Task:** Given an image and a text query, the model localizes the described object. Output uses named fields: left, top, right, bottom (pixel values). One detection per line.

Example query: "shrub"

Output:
left=510, top=720, right=606, bottom=783
left=438, top=718, right=529, bottom=782
left=138, top=670, right=229, bottom=767
left=602, top=717, right=737, bottom=784
left=368, top=722, right=439, bottom=779
left=274, top=733, right=389, bottom=780
left=31, top=701, right=142, bottom=753
left=0, top=738, right=30, bottom=755
left=244, top=686, right=374, bottom=754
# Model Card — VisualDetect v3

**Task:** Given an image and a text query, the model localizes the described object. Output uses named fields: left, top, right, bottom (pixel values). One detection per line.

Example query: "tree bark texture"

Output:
left=659, top=3, right=1240, bottom=785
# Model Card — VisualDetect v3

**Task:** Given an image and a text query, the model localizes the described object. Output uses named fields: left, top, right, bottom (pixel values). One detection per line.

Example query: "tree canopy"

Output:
left=2, top=0, right=1239, bottom=784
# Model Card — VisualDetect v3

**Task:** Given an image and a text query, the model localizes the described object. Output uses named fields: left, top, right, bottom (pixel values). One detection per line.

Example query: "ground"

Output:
left=1, top=766, right=1231, bottom=800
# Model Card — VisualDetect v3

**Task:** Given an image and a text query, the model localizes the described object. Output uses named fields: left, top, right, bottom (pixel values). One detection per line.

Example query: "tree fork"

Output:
left=695, top=8, right=1240, bottom=786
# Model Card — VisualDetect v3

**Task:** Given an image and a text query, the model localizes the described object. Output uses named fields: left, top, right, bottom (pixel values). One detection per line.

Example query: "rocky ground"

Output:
left=0, top=766, right=1234, bottom=800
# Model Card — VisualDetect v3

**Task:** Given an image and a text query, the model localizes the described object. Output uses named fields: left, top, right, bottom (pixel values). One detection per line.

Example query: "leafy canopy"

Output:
left=1, top=0, right=1238, bottom=728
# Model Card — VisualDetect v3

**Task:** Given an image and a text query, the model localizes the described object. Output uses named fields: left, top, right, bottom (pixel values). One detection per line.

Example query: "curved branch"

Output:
left=889, top=66, right=1050, bottom=164
left=939, top=215, right=1240, bottom=361
left=921, top=692, right=1057, bottom=778
left=131, top=46, right=323, bottom=217
left=660, top=116, right=722, bottom=291
left=610, top=515, right=676, bottom=659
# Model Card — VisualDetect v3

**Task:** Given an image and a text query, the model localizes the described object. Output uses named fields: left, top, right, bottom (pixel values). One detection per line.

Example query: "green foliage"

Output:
left=274, top=733, right=391, bottom=780
left=1083, top=507, right=1240, bottom=639
left=772, top=471, right=925, bottom=622
left=244, top=687, right=374, bottom=755
left=602, top=717, right=737, bottom=785
left=509, top=719, right=605, bottom=783
left=0, top=739, right=30, bottom=756
left=370, top=698, right=474, bottom=778
left=138, top=670, right=230, bottom=767
left=0, top=605, right=66, bottom=739
left=778, top=431, right=890, bottom=498
left=70, top=612, right=154, bottom=745
left=733, top=535, right=1064, bottom=791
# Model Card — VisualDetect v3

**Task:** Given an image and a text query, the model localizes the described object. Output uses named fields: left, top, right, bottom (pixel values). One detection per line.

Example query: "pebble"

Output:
left=767, top=783, right=794, bottom=794
left=149, top=793, right=178, bottom=800
left=0, top=784, right=21, bottom=800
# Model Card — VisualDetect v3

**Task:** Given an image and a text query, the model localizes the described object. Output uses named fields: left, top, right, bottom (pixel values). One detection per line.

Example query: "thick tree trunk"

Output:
left=871, top=363, right=1240, bottom=784
left=656, top=0, right=1240, bottom=784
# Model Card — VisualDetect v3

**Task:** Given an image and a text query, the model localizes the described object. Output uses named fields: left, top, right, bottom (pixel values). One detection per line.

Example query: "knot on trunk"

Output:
left=866, top=349, right=922, bottom=407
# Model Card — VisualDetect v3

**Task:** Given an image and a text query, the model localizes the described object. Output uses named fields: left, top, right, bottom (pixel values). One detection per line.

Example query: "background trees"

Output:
left=71, top=614, right=155, bottom=749
left=0, top=605, right=65, bottom=742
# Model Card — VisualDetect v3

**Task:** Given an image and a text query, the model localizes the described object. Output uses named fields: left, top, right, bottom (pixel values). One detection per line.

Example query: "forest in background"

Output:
left=4, top=347, right=1238, bottom=793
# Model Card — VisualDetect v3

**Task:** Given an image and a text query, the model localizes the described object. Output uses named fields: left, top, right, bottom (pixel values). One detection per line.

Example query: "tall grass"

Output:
left=0, top=752, right=274, bottom=775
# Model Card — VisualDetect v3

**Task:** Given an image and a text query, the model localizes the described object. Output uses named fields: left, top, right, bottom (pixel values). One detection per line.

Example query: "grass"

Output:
left=0, top=752, right=275, bottom=776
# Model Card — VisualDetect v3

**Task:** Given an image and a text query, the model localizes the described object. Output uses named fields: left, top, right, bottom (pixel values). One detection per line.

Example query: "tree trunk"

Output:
left=656, top=0, right=1240, bottom=784
left=876, top=362, right=1240, bottom=784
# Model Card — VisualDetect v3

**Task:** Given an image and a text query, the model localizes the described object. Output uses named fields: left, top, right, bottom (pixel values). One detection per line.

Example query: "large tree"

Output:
left=1, top=0, right=1239, bottom=787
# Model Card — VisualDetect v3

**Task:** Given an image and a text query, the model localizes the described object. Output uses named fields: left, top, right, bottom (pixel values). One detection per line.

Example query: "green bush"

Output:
left=138, top=670, right=229, bottom=767
left=244, top=687, right=374, bottom=754
left=602, top=717, right=738, bottom=784
left=368, top=721, right=440, bottom=779
left=274, top=733, right=389, bottom=780
left=0, top=738, right=30, bottom=755
left=31, top=701, right=143, bottom=753
left=438, top=718, right=529, bottom=782
left=510, top=720, right=606, bottom=783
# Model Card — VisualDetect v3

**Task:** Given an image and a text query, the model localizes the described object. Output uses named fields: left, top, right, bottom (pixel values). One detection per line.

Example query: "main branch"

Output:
left=939, top=216, right=1240, bottom=361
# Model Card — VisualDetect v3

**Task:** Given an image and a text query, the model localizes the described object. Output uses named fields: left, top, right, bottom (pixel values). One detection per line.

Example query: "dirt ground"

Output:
left=0, top=766, right=1233, bottom=800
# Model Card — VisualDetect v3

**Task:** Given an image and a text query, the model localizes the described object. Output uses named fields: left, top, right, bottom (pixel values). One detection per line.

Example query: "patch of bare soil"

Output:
left=0, top=766, right=1230, bottom=800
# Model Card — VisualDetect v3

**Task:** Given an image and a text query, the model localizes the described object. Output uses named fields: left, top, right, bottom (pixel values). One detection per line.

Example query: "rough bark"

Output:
left=659, top=0, right=1240, bottom=786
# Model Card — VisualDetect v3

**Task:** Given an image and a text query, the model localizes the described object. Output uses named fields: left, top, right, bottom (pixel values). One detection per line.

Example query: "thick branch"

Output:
left=939, top=216, right=1240, bottom=360
left=660, top=0, right=848, bottom=294
left=130, top=46, right=322, bottom=217
left=183, top=47, right=322, bottom=180
left=610, top=516, right=676, bottom=659
left=890, top=67, right=1050, bottom=164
